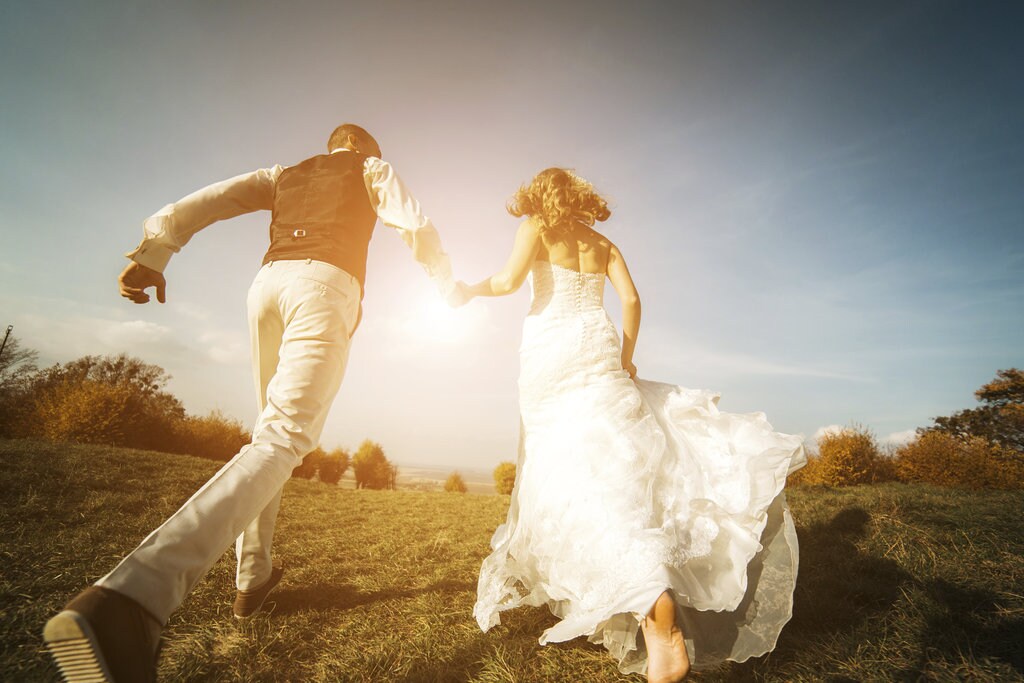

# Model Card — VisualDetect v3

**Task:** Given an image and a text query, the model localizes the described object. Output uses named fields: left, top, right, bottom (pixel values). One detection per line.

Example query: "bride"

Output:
left=456, top=168, right=807, bottom=682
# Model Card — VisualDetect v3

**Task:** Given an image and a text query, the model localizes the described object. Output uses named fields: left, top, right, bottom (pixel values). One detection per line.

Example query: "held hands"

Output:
left=118, top=261, right=166, bottom=304
left=445, top=281, right=472, bottom=308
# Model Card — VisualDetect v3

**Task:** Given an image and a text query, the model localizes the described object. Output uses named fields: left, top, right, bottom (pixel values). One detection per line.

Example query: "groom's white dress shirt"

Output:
left=126, top=148, right=455, bottom=294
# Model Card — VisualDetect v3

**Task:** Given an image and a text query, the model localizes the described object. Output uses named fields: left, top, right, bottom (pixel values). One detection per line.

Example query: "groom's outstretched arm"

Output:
left=363, top=157, right=456, bottom=299
left=120, top=166, right=282, bottom=304
left=126, top=166, right=283, bottom=274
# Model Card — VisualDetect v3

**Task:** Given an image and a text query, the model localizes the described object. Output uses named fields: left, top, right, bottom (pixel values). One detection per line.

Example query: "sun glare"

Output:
left=402, top=294, right=488, bottom=345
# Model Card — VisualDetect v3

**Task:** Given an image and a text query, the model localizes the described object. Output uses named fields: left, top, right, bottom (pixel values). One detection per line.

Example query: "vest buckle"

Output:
left=293, top=228, right=307, bottom=238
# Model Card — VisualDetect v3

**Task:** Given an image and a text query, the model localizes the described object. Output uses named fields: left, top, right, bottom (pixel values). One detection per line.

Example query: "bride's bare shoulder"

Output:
left=587, top=229, right=615, bottom=258
left=517, top=217, right=543, bottom=238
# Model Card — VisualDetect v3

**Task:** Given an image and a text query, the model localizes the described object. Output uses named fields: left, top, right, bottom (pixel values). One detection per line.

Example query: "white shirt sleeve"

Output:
left=363, top=156, right=455, bottom=296
left=126, top=165, right=284, bottom=272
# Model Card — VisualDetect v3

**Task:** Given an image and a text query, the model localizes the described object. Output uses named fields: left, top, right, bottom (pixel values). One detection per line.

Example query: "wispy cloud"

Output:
left=11, top=307, right=250, bottom=372
left=198, top=329, right=247, bottom=365
left=643, top=331, right=871, bottom=382
left=15, top=313, right=186, bottom=363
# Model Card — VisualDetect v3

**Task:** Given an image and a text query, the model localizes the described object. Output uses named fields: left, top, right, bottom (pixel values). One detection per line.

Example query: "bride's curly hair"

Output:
left=507, top=167, right=611, bottom=233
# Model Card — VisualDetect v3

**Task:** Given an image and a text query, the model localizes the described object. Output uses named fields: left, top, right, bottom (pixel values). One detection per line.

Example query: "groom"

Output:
left=44, top=123, right=461, bottom=682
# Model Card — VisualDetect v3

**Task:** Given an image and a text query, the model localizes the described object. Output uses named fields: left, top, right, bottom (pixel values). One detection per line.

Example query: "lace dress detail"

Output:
left=473, top=261, right=807, bottom=674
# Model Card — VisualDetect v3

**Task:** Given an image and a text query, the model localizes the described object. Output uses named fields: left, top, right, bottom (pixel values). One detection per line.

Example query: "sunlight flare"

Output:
left=401, top=293, right=489, bottom=345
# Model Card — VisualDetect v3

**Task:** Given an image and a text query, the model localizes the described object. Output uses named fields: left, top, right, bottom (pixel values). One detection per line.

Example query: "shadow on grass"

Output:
left=268, top=579, right=475, bottom=616
left=905, top=578, right=1024, bottom=677
left=726, top=506, right=1022, bottom=680
left=701, top=506, right=913, bottom=681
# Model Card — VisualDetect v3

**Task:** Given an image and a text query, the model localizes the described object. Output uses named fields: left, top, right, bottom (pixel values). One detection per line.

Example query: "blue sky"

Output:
left=1, top=0, right=1021, bottom=469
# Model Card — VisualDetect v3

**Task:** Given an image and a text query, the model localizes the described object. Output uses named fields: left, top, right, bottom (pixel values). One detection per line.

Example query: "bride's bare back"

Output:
left=535, top=223, right=612, bottom=275
left=462, top=217, right=641, bottom=377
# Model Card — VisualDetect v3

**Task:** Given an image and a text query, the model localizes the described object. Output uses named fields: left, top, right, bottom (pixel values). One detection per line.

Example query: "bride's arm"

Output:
left=607, top=244, right=641, bottom=378
left=465, top=219, right=541, bottom=298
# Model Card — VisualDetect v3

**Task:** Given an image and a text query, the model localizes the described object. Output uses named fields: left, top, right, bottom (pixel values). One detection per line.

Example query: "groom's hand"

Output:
left=445, top=281, right=471, bottom=308
left=119, top=261, right=167, bottom=304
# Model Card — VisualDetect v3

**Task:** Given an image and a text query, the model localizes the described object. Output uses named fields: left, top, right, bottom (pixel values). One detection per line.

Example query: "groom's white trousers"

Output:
left=97, top=259, right=360, bottom=624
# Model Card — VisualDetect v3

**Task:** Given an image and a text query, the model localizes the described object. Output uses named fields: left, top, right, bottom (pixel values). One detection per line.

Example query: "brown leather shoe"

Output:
left=44, top=586, right=161, bottom=683
left=233, top=563, right=284, bottom=618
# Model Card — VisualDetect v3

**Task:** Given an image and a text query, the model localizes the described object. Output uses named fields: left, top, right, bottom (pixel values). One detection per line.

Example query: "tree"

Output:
left=171, top=410, right=249, bottom=461
left=493, top=461, right=516, bottom=495
left=0, top=333, right=38, bottom=387
left=790, top=424, right=887, bottom=487
left=352, top=440, right=397, bottom=490
left=926, top=368, right=1024, bottom=454
left=444, top=471, right=468, bottom=493
left=33, top=379, right=134, bottom=445
left=0, top=334, right=39, bottom=437
left=318, top=447, right=350, bottom=484
left=25, top=354, right=184, bottom=449
left=894, top=431, right=1024, bottom=490
left=292, top=446, right=325, bottom=479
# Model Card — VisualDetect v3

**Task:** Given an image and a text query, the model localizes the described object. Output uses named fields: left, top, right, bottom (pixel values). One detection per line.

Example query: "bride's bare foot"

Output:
left=642, top=592, right=690, bottom=683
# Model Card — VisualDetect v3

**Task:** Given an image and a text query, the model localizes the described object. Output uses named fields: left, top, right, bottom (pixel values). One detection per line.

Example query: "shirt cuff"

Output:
left=125, top=238, right=175, bottom=272
left=126, top=209, right=180, bottom=272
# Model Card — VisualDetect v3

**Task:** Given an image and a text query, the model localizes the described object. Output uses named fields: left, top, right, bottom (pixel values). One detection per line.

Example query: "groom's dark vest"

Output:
left=262, top=151, right=377, bottom=296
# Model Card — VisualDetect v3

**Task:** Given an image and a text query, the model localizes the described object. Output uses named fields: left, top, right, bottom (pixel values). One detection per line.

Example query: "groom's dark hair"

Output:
left=327, top=123, right=381, bottom=158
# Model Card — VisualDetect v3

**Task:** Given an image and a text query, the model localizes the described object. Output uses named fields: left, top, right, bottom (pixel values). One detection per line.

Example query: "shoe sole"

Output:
left=43, top=610, right=114, bottom=683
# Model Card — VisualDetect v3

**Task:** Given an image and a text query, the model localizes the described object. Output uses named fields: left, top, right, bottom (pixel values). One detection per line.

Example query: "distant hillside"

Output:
left=393, top=464, right=497, bottom=494
left=1, top=439, right=1021, bottom=681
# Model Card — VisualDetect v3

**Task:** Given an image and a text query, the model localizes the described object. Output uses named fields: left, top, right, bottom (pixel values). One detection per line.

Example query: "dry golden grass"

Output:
left=1, top=439, right=1022, bottom=681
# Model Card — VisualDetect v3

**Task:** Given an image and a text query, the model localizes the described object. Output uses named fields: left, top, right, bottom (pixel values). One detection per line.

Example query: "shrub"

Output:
left=319, top=448, right=350, bottom=484
left=292, top=446, right=325, bottom=479
left=33, top=379, right=133, bottom=446
left=171, top=410, right=249, bottom=461
left=493, top=461, right=516, bottom=495
left=22, top=354, right=184, bottom=450
left=444, top=471, right=468, bottom=493
left=791, top=425, right=890, bottom=486
left=894, top=431, right=1024, bottom=490
left=353, top=440, right=397, bottom=490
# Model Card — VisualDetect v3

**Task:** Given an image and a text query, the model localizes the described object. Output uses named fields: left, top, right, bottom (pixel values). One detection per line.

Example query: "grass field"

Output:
left=1, top=439, right=1022, bottom=682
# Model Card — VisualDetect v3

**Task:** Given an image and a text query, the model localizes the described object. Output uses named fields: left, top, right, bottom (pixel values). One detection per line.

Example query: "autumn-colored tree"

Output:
left=171, top=410, right=249, bottom=461
left=26, top=354, right=184, bottom=449
left=894, top=431, right=1024, bottom=490
left=926, top=368, right=1024, bottom=454
left=318, top=448, right=351, bottom=484
left=790, top=425, right=889, bottom=487
left=444, top=471, right=468, bottom=493
left=353, top=440, right=397, bottom=490
left=33, top=379, right=134, bottom=445
left=493, top=461, right=516, bottom=495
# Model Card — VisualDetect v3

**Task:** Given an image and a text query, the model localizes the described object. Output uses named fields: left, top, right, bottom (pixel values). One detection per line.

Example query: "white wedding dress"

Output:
left=473, top=260, right=807, bottom=674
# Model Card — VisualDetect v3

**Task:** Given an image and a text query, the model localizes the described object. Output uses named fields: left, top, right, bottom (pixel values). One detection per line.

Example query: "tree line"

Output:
left=0, top=336, right=400, bottom=489
left=6, top=333, right=1015, bottom=492
left=791, top=368, right=1024, bottom=489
